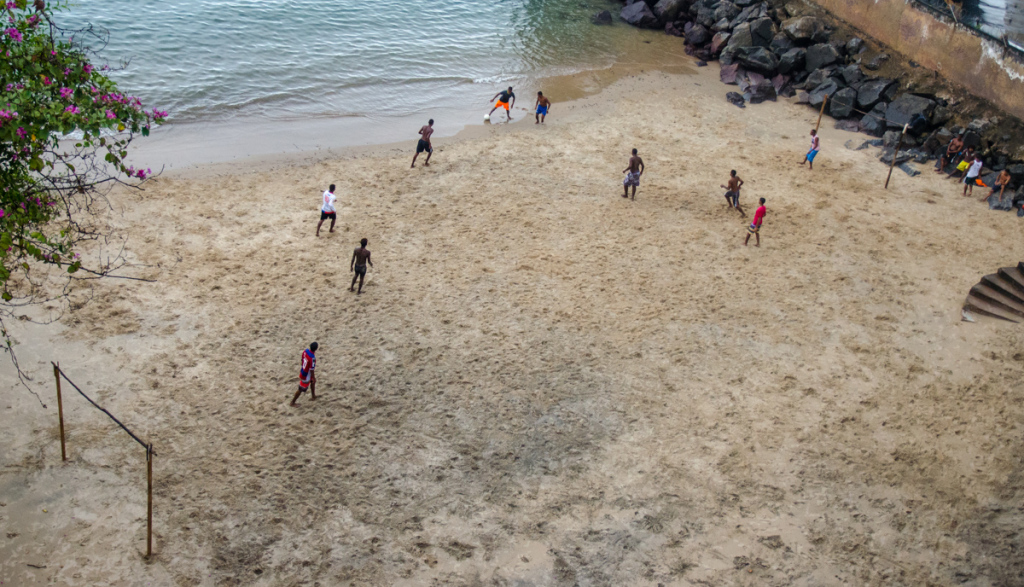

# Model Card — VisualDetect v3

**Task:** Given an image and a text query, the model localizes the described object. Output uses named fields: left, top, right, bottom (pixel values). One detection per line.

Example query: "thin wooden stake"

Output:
left=147, top=444, right=153, bottom=558
left=54, top=363, right=66, bottom=461
left=885, top=123, right=909, bottom=189
left=815, top=95, right=828, bottom=133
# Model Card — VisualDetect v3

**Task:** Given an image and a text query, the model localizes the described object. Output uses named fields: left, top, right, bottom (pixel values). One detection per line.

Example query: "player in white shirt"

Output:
left=316, top=184, right=337, bottom=237
left=962, top=155, right=984, bottom=197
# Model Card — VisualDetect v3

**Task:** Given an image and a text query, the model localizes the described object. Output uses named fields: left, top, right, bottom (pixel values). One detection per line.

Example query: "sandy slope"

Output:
left=2, top=65, right=1024, bottom=587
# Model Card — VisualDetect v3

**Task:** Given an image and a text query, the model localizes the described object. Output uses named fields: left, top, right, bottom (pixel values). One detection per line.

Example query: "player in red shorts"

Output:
left=290, top=342, right=318, bottom=406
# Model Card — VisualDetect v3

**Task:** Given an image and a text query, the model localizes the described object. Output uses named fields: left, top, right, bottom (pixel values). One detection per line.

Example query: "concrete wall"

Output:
left=808, top=0, right=1024, bottom=120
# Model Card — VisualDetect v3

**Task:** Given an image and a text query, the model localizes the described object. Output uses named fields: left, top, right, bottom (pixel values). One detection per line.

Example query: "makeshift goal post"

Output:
left=51, top=362, right=155, bottom=558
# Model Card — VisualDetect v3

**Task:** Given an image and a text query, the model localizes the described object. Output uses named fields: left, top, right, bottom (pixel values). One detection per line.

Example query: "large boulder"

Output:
left=695, top=5, right=716, bottom=27
left=885, top=94, right=936, bottom=129
left=1006, top=163, right=1024, bottom=184
left=805, top=43, right=841, bottom=71
left=777, top=47, right=806, bottom=75
left=856, top=78, right=895, bottom=109
left=829, top=87, right=858, bottom=118
left=749, top=78, right=777, bottom=104
left=808, top=79, right=839, bottom=106
left=737, top=46, right=779, bottom=75
left=802, top=67, right=833, bottom=89
left=653, top=0, right=688, bottom=22
left=750, top=17, right=776, bottom=47
left=860, top=103, right=887, bottom=136
left=620, top=2, right=660, bottom=28
left=710, top=31, right=731, bottom=54
left=727, top=22, right=754, bottom=48
left=781, top=16, right=828, bottom=43
left=686, top=23, right=710, bottom=45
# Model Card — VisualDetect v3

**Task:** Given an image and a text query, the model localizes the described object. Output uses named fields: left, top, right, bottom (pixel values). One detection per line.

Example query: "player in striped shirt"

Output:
left=290, top=342, right=318, bottom=406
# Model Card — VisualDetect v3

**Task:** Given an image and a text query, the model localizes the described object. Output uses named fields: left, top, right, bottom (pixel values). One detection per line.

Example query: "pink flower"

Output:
left=15, top=126, right=26, bottom=138
left=82, top=64, right=93, bottom=75
left=105, top=109, right=116, bottom=119
left=59, top=87, right=72, bottom=99
left=64, top=104, right=79, bottom=114
left=5, top=27, right=22, bottom=43
left=0, top=209, right=5, bottom=219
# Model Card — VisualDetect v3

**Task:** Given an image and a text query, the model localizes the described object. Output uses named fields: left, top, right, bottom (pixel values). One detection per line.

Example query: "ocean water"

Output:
left=63, top=0, right=625, bottom=124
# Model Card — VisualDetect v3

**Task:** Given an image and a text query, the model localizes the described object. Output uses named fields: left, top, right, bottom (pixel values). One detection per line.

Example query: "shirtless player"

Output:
left=720, top=170, right=746, bottom=217
left=350, top=238, right=373, bottom=294
left=622, top=148, right=644, bottom=200
left=411, top=119, right=434, bottom=168
left=535, top=91, right=551, bottom=124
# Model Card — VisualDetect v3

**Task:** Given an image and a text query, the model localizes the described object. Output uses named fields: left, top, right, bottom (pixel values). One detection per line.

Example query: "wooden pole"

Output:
left=815, top=95, right=828, bottom=133
left=54, top=363, right=66, bottom=461
left=885, top=123, right=909, bottom=189
left=146, top=444, right=153, bottom=558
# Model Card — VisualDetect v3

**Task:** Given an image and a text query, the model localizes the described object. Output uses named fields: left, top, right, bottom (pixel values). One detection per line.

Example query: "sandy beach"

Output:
left=2, top=61, right=1024, bottom=586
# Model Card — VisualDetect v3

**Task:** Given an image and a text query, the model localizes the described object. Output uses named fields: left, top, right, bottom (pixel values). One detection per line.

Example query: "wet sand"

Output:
left=2, top=63, right=1024, bottom=586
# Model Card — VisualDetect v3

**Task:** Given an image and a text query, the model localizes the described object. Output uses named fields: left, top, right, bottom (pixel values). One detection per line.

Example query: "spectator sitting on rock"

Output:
left=935, top=133, right=963, bottom=174
left=984, top=169, right=1012, bottom=202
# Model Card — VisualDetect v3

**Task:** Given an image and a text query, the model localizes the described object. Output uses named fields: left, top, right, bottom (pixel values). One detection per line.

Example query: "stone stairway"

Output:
left=964, top=262, right=1024, bottom=322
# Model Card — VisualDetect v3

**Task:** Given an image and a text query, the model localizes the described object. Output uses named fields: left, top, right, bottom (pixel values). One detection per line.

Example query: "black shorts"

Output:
left=416, top=139, right=432, bottom=154
left=320, top=211, right=336, bottom=221
left=354, top=265, right=367, bottom=276
left=725, top=190, right=739, bottom=206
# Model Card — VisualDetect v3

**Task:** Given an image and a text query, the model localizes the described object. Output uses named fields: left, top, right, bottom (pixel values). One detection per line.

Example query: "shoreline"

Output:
left=127, top=25, right=696, bottom=175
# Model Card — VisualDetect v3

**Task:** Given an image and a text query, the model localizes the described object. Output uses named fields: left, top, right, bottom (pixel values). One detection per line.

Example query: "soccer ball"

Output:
left=484, top=114, right=490, bottom=122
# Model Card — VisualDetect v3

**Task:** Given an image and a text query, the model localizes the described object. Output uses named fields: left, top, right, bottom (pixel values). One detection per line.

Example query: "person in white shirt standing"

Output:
left=962, top=155, right=984, bottom=198
left=316, top=184, right=337, bottom=237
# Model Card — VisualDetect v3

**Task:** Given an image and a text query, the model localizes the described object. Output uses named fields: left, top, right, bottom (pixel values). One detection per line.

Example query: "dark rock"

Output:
left=802, top=68, right=832, bottom=89
left=962, top=130, right=982, bottom=149
left=712, top=17, right=732, bottom=32
left=967, top=118, right=993, bottom=133
left=931, top=105, right=951, bottom=126
left=665, top=22, right=682, bottom=36
left=777, top=47, right=806, bottom=75
left=719, top=45, right=738, bottom=65
left=620, top=2, right=660, bottom=28
left=835, top=119, right=861, bottom=132
left=885, top=94, right=936, bottom=129
left=846, top=37, right=865, bottom=55
left=735, top=0, right=758, bottom=6
left=727, top=22, right=753, bottom=49
left=720, top=63, right=742, bottom=84
left=746, top=71, right=766, bottom=86
left=685, top=24, right=710, bottom=45
left=771, top=74, right=790, bottom=92
left=710, top=32, right=731, bottom=54
left=770, top=32, right=795, bottom=55
left=653, top=0, right=688, bottom=22
left=883, top=130, right=902, bottom=148
left=859, top=103, right=887, bottom=137
left=592, top=10, right=613, bottom=25
left=749, top=79, right=777, bottom=104
left=805, top=43, right=841, bottom=71
left=864, top=53, right=889, bottom=70
left=683, top=20, right=693, bottom=34
left=696, top=60, right=708, bottom=67
left=808, top=79, right=839, bottom=106
left=840, top=64, right=863, bottom=86
left=988, top=192, right=1014, bottom=210
left=796, top=90, right=811, bottom=104
left=829, top=87, right=858, bottom=118
left=880, top=148, right=912, bottom=165
left=729, top=4, right=759, bottom=28
left=781, top=16, right=827, bottom=43
left=726, top=91, right=746, bottom=107
left=695, top=47, right=712, bottom=61
left=856, top=78, right=895, bottom=109
left=750, top=17, right=776, bottom=48
left=1006, top=164, right=1024, bottom=183
left=696, top=6, right=716, bottom=27
left=908, top=149, right=932, bottom=163
left=898, top=162, right=921, bottom=177
left=714, top=1, right=740, bottom=23
left=737, top=46, right=779, bottom=74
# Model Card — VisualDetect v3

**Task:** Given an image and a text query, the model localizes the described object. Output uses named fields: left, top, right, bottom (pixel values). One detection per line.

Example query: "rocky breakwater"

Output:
left=610, top=0, right=1024, bottom=215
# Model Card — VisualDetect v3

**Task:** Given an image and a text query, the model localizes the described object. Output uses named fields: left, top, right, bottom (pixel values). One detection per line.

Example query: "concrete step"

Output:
left=971, top=283, right=1024, bottom=318
left=981, top=273, right=1024, bottom=304
left=964, top=294, right=1021, bottom=323
left=999, top=265, right=1024, bottom=294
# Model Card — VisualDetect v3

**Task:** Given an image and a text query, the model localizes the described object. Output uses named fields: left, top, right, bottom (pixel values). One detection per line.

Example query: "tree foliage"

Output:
left=1, top=0, right=165, bottom=365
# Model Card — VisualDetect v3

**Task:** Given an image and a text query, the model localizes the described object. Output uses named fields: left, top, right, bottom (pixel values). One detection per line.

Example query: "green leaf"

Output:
left=1, top=292, right=11, bottom=302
